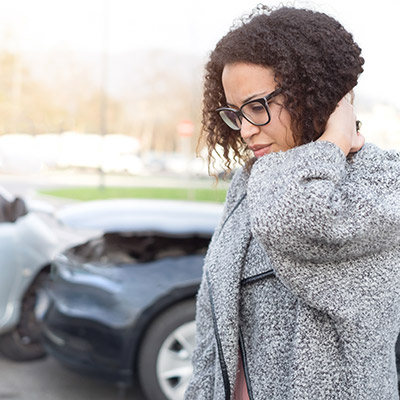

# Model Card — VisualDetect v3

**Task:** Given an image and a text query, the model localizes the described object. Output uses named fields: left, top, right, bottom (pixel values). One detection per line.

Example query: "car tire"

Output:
left=138, top=298, right=196, bottom=400
left=0, top=271, right=48, bottom=361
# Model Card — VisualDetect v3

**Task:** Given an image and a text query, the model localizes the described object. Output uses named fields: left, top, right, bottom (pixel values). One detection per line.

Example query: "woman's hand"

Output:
left=317, top=97, right=365, bottom=156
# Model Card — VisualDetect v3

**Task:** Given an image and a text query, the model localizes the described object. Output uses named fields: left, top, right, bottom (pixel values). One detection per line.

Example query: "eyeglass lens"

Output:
left=218, top=100, right=271, bottom=130
left=219, top=110, right=241, bottom=130
left=242, top=102, right=269, bottom=125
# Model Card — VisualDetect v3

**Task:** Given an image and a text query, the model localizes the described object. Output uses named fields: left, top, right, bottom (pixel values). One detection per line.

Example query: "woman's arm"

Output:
left=246, top=100, right=400, bottom=317
left=247, top=100, right=400, bottom=263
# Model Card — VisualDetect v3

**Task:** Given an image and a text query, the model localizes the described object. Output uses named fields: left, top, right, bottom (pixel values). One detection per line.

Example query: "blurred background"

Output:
left=0, top=0, right=399, bottom=189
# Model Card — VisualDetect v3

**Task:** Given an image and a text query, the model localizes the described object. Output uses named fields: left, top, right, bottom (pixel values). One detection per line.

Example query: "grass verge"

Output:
left=38, top=186, right=228, bottom=203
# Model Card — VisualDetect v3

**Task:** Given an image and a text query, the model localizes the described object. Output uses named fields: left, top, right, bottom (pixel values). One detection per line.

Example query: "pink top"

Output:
left=234, top=352, right=250, bottom=400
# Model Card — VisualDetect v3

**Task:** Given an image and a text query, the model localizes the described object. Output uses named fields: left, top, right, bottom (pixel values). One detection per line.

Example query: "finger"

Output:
left=350, top=133, right=365, bottom=153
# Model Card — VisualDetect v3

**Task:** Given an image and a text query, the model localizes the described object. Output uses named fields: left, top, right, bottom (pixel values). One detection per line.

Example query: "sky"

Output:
left=0, top=0, right=399, bottom=108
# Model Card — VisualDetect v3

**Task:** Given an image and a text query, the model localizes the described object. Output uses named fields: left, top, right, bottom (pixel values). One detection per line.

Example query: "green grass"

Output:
left=38, top=186, right=228, bottom=203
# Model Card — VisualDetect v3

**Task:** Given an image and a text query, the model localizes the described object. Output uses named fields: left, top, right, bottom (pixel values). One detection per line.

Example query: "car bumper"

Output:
left=36, top=254, right=203, bottom=385
left=38, top=288, right=135, bottom=385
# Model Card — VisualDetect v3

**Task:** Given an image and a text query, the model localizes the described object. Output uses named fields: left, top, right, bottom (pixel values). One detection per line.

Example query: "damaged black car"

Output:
left=36, top=199, right=222, bottom=400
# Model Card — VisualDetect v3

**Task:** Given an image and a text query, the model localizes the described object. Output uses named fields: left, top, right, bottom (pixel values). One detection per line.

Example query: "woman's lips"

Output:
left=251, top=144, right=273, bottom=158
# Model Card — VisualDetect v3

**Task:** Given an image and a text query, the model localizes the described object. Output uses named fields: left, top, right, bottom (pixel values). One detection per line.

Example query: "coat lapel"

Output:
left=206, top=190, right=252, bottom=395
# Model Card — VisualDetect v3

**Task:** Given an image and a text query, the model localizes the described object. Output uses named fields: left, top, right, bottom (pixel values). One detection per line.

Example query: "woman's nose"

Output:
left=240, top=118, right=260, bottom=141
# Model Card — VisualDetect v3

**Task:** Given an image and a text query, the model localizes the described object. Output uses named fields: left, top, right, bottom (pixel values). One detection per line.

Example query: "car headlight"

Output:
left=52, top=253, right=121, bottom=293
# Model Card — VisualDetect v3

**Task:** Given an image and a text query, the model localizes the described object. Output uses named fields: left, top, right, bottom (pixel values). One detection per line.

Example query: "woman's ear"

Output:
left=345, top=90, right=355, bottom=105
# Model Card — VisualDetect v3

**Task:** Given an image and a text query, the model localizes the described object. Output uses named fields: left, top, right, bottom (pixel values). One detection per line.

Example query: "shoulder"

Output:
left=225, top=166, right=250, bottom=204
left=353, top=142, right=400, bottom=162
left=343, top=144, right=400, bottom=205
left=349, top=143, right=400, bottom=182
left=212, top=166, right=250, bottom=232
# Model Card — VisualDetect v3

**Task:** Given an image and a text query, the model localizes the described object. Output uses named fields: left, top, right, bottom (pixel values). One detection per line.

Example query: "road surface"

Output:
left=0, top=354, right=145, bottom=400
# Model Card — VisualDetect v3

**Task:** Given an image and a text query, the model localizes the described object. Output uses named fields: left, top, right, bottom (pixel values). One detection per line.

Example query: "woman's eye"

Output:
left=250, top=104, right=265, bottom=113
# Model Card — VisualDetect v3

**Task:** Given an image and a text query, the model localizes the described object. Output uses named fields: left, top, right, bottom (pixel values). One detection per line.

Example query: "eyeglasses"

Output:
left=216, top=88, right=282, bottom=131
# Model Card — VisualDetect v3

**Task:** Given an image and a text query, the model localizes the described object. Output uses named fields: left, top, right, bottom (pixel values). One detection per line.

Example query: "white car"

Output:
left=0, top=187, right=95, bottom=361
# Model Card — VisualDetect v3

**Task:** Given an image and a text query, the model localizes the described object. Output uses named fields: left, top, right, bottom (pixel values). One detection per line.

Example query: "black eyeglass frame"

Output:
left=216, top=88, right=282, bottom=131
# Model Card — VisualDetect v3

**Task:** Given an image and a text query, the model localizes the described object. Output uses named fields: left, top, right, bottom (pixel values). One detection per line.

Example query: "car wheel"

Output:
left=0, top=271, right=48, bottom=361
left=138, top=298, right=196, bottom=400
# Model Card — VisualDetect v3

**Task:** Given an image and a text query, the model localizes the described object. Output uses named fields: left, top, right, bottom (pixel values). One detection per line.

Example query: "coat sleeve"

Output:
left=247, top=141, right=400, bottom=319
left=247, top=141, right=400, bottom=264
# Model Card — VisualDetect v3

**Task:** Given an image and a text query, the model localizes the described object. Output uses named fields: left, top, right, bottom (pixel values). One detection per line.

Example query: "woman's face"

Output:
left=221, top=62, right=296, bottom=158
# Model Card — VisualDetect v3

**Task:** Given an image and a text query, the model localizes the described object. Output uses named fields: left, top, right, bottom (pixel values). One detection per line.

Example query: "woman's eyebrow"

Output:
left=226, top=91, right=269, bottom=108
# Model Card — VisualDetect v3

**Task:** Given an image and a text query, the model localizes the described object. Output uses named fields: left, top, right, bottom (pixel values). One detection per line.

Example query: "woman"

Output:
left=184, top=5, right=400, bottom=400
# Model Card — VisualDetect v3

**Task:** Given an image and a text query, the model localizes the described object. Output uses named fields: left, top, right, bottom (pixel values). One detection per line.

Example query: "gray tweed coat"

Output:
left=184, top=141, right=400, bottom=400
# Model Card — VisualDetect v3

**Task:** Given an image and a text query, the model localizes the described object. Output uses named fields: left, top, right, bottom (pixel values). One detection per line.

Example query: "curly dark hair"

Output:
left=202, top=4, right=364, bottom=173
